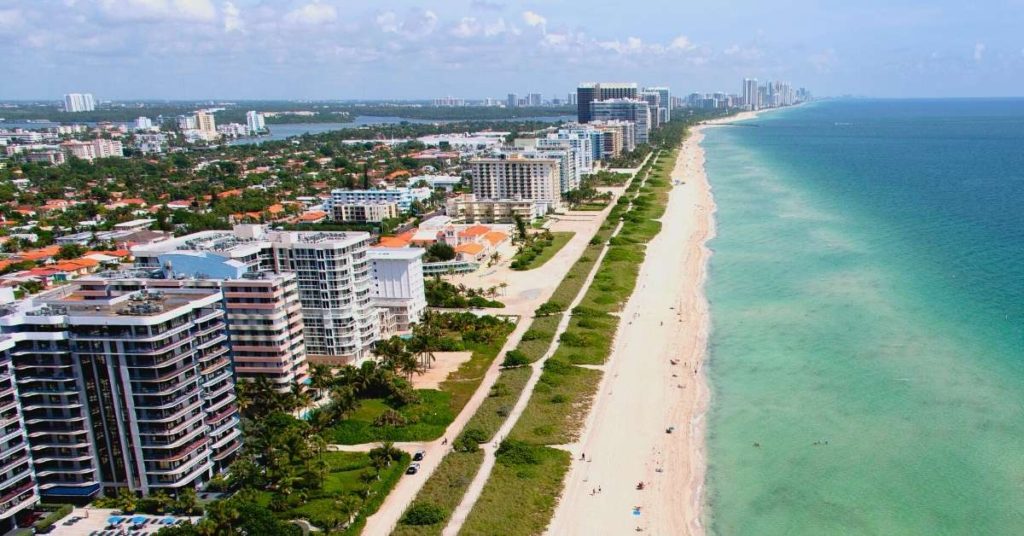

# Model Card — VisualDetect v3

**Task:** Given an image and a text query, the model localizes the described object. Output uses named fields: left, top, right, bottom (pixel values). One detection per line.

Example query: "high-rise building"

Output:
left=76, top=272, right=310, bottom=392
left=469, top=155, right=562, bottom=213
left=590, top=98, right=651, bottom=144
left=368, top=248, right=426, bottom=334
left=507, top=93, right=518, bottom=108
left=528, top=93, right=542, bottom=106
left=132, top=225, right=386, bottom=364
left=63, top=93, right=96, bottom=112
left=644, top=86, right=672, bottom=122
left=135, top=116, right=154, bottom=131
left=576, top=82, right=638, bottom=123
left=0, top=284, right=241, bottom=501
left=245, top=111, right=265, bottom=135
left=0, top=340, right=37, bottom=532
left=743, top=78, right=759, bottom=110
left=195, top=112, right=217, bottom=138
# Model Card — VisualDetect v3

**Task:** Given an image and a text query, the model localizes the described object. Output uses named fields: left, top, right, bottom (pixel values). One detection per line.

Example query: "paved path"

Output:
left=358, top=202, right=626, bottom=536
left=441, top=152, right=655, bottom=536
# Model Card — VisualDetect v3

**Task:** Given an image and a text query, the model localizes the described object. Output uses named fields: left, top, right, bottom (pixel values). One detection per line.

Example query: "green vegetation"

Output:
left=311, top=312, right=515, bottom=444
left=458, top=441, right=571, bottom=536
left=462, top=119, right=694, bottom=532
left=508, top=358, right=603, bottom=445
left=516, top=315, right=561, bottom=362
left=591, top=170, right=632, bottom=187
left=391, top=451, right=484, bottom=536
left=462, top=367, right=532, bottom=442
left=510, top=231, right=573, bottom=270
left=32, top=504, right=73, bottom=533
left=424, top=278, right=504, bottom=309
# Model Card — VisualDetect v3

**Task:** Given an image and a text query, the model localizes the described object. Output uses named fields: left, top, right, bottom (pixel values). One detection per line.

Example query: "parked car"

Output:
left=413, top=450, right=425, bottom=461
left=406, top=462, right=421, bottom=475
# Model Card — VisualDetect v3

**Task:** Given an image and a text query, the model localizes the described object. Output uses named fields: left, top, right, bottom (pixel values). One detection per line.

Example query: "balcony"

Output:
left=148, top=437, right=209, bottom=464
left=0, top=482, right=36, bottom=518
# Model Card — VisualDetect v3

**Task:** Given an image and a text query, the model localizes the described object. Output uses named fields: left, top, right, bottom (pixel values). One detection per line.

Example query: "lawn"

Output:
left=510, top=232, right=574, bottom=271
left=252, top=451, right=409, bottom=535
left=324, top=391, right=454, bottom=444
left=457, top=442, right=571, bottom=536
left=324, top=316, right=515, bottom=445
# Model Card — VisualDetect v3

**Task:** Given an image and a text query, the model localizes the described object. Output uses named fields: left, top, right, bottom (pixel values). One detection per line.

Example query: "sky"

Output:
left=1, top=0, right=1023, bottom=100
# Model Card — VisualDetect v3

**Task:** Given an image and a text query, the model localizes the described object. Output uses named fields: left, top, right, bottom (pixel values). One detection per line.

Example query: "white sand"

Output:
left=546, top=111, right=762, bottom=535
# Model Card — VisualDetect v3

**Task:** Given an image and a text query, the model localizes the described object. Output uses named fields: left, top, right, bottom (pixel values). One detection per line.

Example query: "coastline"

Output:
left=545, top=107, right=767, bottom=535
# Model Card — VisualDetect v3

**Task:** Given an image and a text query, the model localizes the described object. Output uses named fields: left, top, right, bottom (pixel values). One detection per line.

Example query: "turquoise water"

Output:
left=703, top=99, right=1024, bottom=535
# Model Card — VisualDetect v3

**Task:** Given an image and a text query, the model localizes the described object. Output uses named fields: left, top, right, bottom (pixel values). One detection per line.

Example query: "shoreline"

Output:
left=546, top=107, right=769, bottom=535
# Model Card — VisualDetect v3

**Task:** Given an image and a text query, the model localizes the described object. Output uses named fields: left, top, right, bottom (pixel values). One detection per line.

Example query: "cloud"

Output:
left=222, top=1, right=242, bottom=32
left=98, top=0, right=217, bottom=22
left=285, top=1, right=337, bottom=26
left=0, top=9, right=24, bottom=33
left=377, top=9, right=438, bottom=37
left=471, top=0, right=504, bottom=10
left=669, top=35, right=696, bottom=51
left=973, top=42, right=985, bottom=61
left=724, top=43, right=764, bottom=60
left=451, top=17, right=479, bottom=38
left=522, top=10, right=546, bottom=29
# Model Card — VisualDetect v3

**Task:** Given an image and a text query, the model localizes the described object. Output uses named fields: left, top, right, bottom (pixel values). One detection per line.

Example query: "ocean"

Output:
left=702, top=99, right=1024, bottom=535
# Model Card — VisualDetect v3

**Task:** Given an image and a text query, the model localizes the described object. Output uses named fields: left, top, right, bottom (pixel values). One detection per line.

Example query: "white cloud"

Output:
left=451, top=17, right=479, bottom=38
left=285, top=1, right=337, bottom=26
left=376, top=11, right=398, bottom=32
left=522, top=10, right=546, bottom=28
left=973, top=42, right=985, bottom=61
left=484, top=18, right=516, bottom=37
left=222, top=1, right=242, bottom=32
left=0, top=9, right=24, bottom=32
left=724, top=43, right=763, bottom=60
left=98, top=0, right=217, bottom=22
left=377, top=9, right=437, bottom=37
left=669, top=35, right=695, bottom=51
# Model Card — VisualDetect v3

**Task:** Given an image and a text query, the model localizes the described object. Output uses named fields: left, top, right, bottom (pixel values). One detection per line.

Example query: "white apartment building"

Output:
left=468, top=154, right=562, bottom=214
left=324, top=187, right=431, bottom=213
left=132, top=225, right=385, bottom=365
left=368, top=248, right=426, bottom=334
left=245, top=111, right=266, bottom=134
left=63, top=93, right=96, bottom=112
left=135, top=116, right=154, bottom=131
left=445, top=193, right=544, bottom=223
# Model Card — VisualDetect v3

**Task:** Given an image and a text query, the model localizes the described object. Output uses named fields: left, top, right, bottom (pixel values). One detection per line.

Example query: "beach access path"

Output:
left=356, top=153, right=652, bottom=535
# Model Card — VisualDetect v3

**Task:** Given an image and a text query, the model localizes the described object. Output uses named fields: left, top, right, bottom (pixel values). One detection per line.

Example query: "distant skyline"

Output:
left=1, top=0, right=1022, bottom=100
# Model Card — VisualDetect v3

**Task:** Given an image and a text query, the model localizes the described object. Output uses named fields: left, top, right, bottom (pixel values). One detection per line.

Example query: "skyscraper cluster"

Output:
left=576, top=82, right=671, bottom=145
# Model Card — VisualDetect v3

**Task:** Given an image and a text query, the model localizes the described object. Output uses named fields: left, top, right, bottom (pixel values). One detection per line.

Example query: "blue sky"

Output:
left=1, top=0, right=1022, bottom=100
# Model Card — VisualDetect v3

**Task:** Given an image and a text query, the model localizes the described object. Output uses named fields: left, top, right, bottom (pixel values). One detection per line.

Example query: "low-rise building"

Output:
left=445, top=193, right=548, bottom=223
left=329, top=202, right=399, bottom=224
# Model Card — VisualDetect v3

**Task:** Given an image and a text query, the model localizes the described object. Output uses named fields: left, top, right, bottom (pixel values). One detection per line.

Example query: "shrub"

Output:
left=373, top=409, right=407, bottom=427
left=502, top=349, right=530, bottom=368
left=496, top=439, right=541, bottom=466
left=402, top=502, right=448, bottom=526
left=535, top=301, right=564, bottom=316
left=34, top=504, right=73, bottom=532
left=454, top=427, right=489, bottom=453
left=550, top=394, right=569, bottom=404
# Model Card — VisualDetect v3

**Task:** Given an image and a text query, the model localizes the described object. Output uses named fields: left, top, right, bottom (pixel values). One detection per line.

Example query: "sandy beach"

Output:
left=546, top=110, right=761, bottom=535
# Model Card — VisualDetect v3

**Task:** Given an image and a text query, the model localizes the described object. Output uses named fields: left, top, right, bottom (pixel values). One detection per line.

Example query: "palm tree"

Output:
left=499, top=282, right=508, bottom=296
left=290, top=382, right=312, bottom=411
left=172, top=488, right=198, bottom=516
left=369, top=441, right=403, bottom=469
left=309, top=364, right=333, bottom=400
left=196, top=500, right=241, bottom=536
